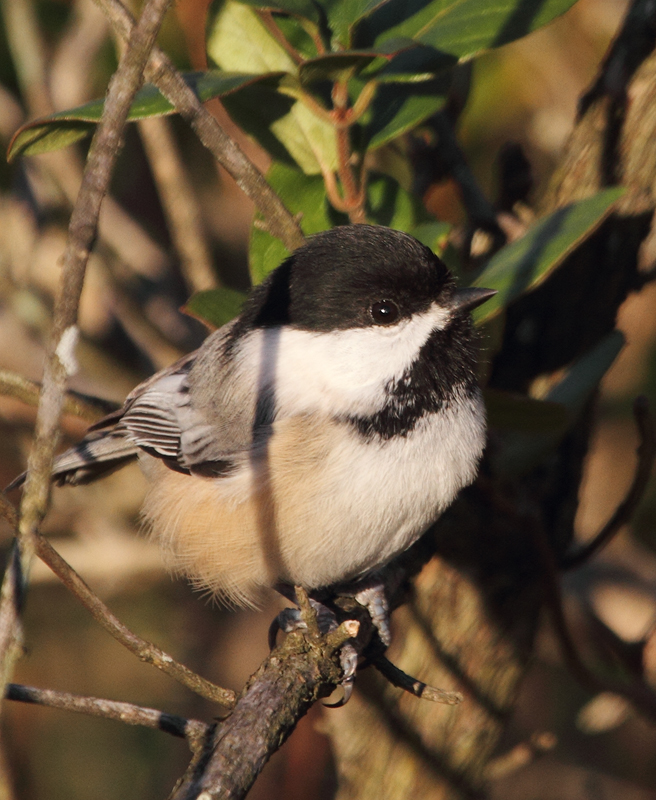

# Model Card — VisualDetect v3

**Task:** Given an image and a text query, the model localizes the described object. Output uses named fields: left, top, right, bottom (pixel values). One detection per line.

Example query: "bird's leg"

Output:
left=333, top=574, right=392, bottom=647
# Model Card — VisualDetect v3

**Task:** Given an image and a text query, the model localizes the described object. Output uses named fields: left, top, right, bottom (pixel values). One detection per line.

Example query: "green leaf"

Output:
left=8, top=123, right=92, bottom=161
left=361, top=77, right=448, bottom=149
left=299, top=51, right=388, bottom=85
left=359, top=0, right=579, bottom=59
left=207, top=1, right=337, bottom=174
left=249, top=166, right=430, bottom=282
left=8, top=71, right=282, bottom=161
left=208, top=0, right=298, bottom=72
left=366, top=172, right=431, bottom=229
left=233, top=0, right=321, bottom=22
left=249, top=162, right=348, bottom=283
left=371, top=43, right=457, bottom=81
left=320, top=0, right=394, bottom=45
left=494, top=332, right=625, bottom=476
left=410, top=220, right=451, bottom=254
left=182, top=287, right=247, bottom=329
left=273, top=13, right=321, bottom=59
left=472, top=188, right=625, bottom=325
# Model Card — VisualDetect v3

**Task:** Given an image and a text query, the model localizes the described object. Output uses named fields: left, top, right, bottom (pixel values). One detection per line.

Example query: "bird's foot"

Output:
left=333, top=575, right=391, bottom=648
left=270, top=589, right=359, bottom=705
left=268, top=598, right=337, bottom=644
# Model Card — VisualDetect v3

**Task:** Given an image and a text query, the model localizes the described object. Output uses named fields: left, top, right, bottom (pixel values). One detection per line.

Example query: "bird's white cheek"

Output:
left=236, top=303, right=453, bottom=417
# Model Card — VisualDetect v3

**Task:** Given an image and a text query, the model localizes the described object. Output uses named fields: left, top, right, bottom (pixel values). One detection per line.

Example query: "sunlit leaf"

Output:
left=472, top=188, right=625, bottom=325
left=249, top=162, right=347, bottom=283
left=299, top=51, right=388, bottom=85
left=182, top=287, right=247, bottom=329
left=359, top=0, right=579, bottom=60
left=8, top=72, right=282, bottom=161
left=207, top=1, right=337, bottom=174
left=233, top=0, right=321, bottom=22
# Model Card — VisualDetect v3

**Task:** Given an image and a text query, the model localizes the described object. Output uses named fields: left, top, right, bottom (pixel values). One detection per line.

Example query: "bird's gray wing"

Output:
left=120, top=326, right=265, bottom=474
left=7, top=326, right=263, bottom=490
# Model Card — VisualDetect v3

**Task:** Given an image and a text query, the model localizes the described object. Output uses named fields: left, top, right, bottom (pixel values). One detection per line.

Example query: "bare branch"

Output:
left=170, top=630, right=346, bottom=800
left=92, top=0, right=305, bottom=253
left=5, top=683, right=210, bottom=751
left=0, top=0, right=175, bottom=713
left=563, top=396, right=656, bottom=569
left=0, top=369, right=116, bottom=423
left=34, top=533, right=235, bottom=708
left=373, top=656, right=463, bottom=705
left=138, top=116, right=217, bottom=293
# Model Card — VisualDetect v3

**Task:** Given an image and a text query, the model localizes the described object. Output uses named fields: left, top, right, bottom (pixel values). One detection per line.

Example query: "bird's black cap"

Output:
left=243, top=225, right=455, bottom=332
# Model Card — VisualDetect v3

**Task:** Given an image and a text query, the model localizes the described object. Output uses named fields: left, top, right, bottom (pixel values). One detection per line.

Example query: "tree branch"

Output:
left=33, top=532, right=236, bottom=708
left=0, top=369, right=118, bottom=423
left=5, top=683, right=210, bottom=752
left=92, top=0, right=306, bottom=253
left=170, top=624, right=355, bottom=800
left=372, top=656, right=463, bottom=705
left=0, top=0, right=174, bottom=711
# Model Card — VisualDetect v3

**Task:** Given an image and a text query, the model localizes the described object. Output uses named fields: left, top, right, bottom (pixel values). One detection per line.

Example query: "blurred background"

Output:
left=1, top=0, right=656, bottom=798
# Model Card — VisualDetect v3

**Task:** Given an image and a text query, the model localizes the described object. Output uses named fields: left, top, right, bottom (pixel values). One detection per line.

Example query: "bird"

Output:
left=9, top=224, right=494, bottom=635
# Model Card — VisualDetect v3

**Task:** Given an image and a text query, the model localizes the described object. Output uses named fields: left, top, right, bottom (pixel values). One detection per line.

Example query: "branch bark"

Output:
left=34, top=533, right=235, bottom=708
left=170, top=624, right=354, bottom=800
left=92, top=0, right=305, bottom=254
left=5, top=683, right=210, bottom=750
left=0, top=0, right=174, bottom=726
left=321, top=1, right=656, bottom=798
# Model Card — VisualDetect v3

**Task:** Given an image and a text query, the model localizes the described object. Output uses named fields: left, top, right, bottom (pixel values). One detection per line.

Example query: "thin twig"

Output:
left=563, top=396, right=656, bottom=569
left=373, top=656, right=463, bottom=705
left=138, top=116, right=217, bottom=293
left=5, top=683, right=210, bottom=751
left=295, top=585, right=321, bottom=639
left=170, top=629, right=345, bottom=800
left=34, top=533, right=236, bottom=708
left=0, top=0, right=52, bottom=116
left=0, top=0, right=174, bottom=712
left=92, top=0, right=306, bottom=253
left=0, top=369, right=116, bottom=423
left=2, top=0, right=170, bottom=284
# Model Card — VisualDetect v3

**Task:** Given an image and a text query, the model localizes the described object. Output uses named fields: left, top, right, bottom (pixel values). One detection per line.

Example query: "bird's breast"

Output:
left=140, top=389, right=485, bottom=607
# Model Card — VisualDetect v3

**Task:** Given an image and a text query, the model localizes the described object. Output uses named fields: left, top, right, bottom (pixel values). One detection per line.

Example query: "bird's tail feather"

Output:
left=6, top=430, right=139, bottom=491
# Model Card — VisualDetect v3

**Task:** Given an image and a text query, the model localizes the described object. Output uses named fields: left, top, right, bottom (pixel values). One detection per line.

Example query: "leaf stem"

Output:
left=256, top=10, right=304, bottom=65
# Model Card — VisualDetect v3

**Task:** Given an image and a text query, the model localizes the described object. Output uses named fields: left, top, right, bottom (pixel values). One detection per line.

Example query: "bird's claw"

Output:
left=350, top=583, right=391, bottom=647
left=270, top=597, right=360, bottom=705
left=323, top=643, right=358, bottom=707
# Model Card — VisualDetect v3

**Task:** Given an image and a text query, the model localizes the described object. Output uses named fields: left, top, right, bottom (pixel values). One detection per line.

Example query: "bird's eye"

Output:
left=370, top=300, right=399, bottom=325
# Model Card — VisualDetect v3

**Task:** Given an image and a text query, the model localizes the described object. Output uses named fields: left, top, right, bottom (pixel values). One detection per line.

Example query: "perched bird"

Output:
left=10, top=225, right=494, bottom=627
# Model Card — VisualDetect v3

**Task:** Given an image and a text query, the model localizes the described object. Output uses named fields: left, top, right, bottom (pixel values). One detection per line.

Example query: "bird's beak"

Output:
left=447, top=287, right=497, bottom=314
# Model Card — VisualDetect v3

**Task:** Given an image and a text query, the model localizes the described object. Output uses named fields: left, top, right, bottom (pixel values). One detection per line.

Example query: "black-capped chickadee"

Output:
left=10, top=225, right=494, bottom=632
